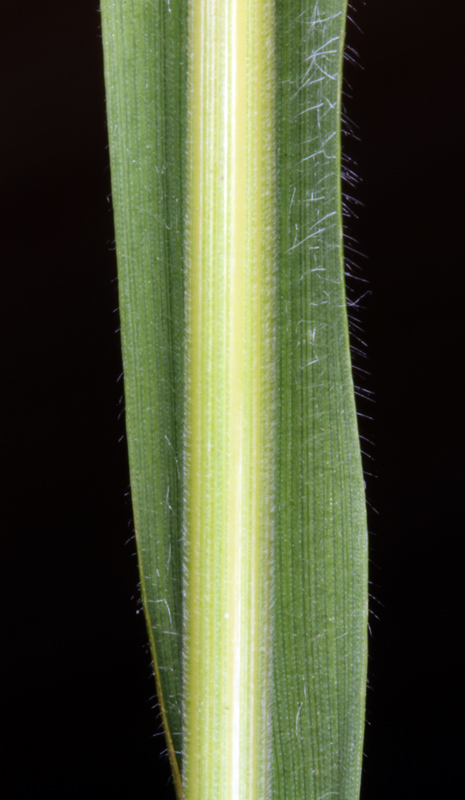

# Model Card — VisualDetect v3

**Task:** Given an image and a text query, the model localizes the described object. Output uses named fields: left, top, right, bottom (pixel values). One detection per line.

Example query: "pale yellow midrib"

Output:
left=185, top=1, right=275, bottom=798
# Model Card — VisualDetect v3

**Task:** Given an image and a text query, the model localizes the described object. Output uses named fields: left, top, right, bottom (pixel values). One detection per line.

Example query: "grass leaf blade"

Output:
left=101, top=2, right=188, bottom=790
left=273, top=2, right=368, bottom=798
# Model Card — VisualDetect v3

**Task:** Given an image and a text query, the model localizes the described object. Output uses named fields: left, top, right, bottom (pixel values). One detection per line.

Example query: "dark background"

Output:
left=2, top=1, right=463, bottom=797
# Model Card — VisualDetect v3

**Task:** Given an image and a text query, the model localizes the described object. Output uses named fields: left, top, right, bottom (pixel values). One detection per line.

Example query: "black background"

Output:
left=2, top=1, right=463, bottom=797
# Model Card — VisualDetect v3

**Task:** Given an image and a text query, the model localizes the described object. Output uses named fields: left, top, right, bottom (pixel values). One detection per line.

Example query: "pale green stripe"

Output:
left=183, top=1, right=275, bottom=798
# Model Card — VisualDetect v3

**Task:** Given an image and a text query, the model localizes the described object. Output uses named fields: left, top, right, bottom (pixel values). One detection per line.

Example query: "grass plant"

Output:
left=101, top=1, right=368, bottom=798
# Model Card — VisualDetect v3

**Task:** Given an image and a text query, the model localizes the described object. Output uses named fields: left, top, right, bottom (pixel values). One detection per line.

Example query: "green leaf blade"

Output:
left=101, top=1, right=188, bottom=790
left=273, top=2, right=368, bottom=798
